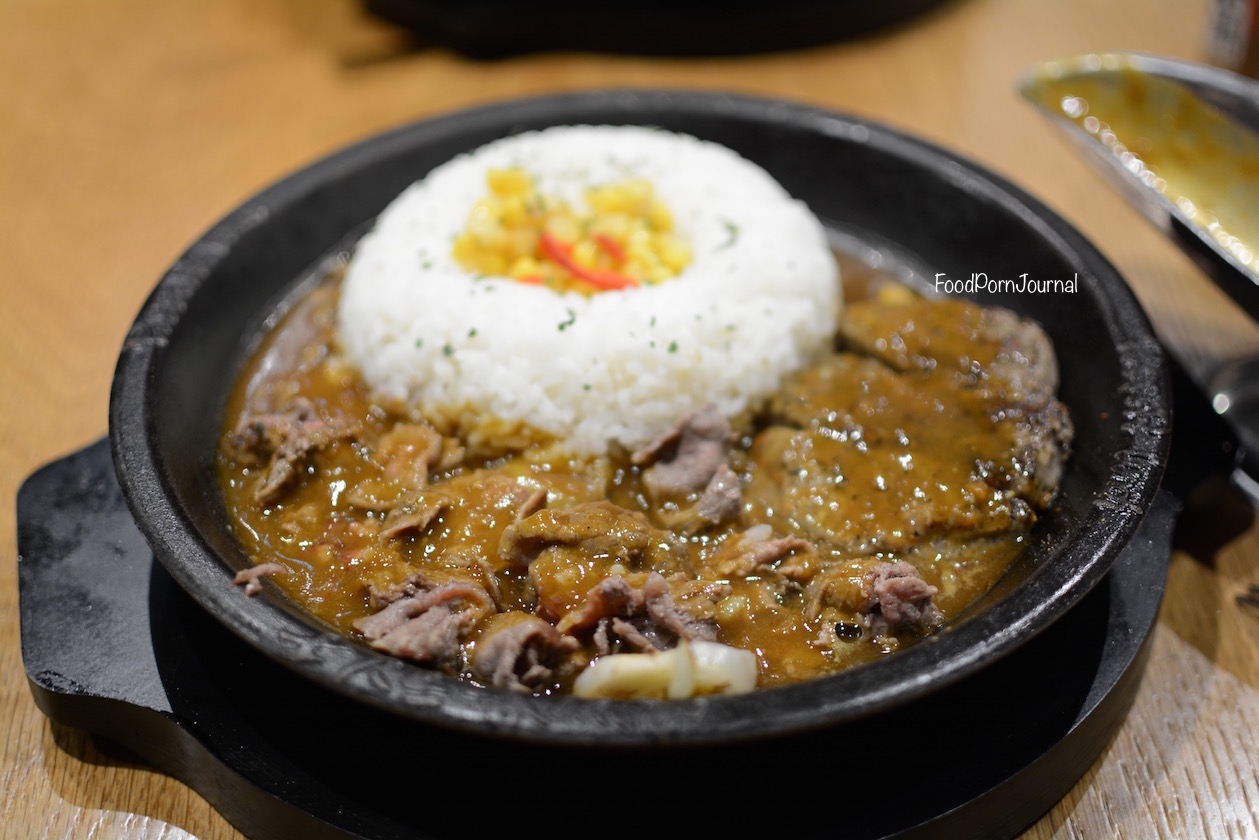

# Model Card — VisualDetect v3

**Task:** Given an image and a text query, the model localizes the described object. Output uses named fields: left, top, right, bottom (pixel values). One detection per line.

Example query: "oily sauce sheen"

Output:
left=217, top=253, right=1072, bottom=696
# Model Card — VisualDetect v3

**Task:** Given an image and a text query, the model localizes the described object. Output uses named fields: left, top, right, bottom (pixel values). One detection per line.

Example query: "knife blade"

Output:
left=1019, top=51, right=1259, bottom=324
left=1020, top=51, right=1259, bottom=502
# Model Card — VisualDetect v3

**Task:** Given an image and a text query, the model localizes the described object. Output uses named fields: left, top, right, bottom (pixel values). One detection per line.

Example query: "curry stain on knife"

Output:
left=1019, top=52, right=1259, bottom=281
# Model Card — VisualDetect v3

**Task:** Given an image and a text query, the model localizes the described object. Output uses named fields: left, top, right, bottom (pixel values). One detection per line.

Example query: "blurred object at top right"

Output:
left=1210, top=0, right=1259, bottom=76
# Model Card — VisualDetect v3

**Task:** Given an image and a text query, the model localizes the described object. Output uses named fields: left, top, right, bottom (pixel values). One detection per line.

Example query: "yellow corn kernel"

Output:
left=478, top=251, right=509, bottom=277
left=471, top=221, right=509, bottom=253
left=506, top=227, right=538, bottom=260
left=487, top=167, right=532, bottom=197
left=589, top=212, right=630, bottom=241
left=455, top=172, right=689, bottom=290
left=543, top=214, right=580, bottom=244
left=508, top=255, right=544, bottom=279
left=451, top=232, right=478, bottom=263
left=626, top=225, right=654, bottom=248
left=657, top=236, right=692, bottom=272
left=499, top=194, right=529, bottom=227
left=648, top=199, right=673, bottom=231
left=571, top=239, right=599, bottom=269
left=586, top=184, right=624, bottom=214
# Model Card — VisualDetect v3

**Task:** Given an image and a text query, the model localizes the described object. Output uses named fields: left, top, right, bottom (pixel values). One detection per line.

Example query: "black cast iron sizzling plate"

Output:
left=107, top=90, right=1171, bottom=747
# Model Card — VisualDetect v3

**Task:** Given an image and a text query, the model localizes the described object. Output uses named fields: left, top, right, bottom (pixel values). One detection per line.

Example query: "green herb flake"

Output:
left=442, top=343, right=454, bottom=357
left=668, top=341, right=678, bottom=353
left=468, top=328, right=478, bottom=338
left=415, top=338, right=424, bottom=349
left=558, top=309, right=577, bottom=331
left=718, top=219, right=740, bottom=250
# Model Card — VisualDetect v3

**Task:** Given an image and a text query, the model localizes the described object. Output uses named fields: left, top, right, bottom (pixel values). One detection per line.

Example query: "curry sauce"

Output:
left=217, top=257, right=1071, bottom=696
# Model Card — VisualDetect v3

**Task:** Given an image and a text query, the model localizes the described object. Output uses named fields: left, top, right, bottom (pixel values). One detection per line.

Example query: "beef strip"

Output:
left=225, top=397, right=353, bottom=504
left=370, top=605, right=476, bottom=664
left=380, top=498, right=450, bottom=540
left=515, top=486, right=549, bottom=521
left=472, top=613, right=580, bottom=693
left=378, top=472, right=545, bottom=551
left=554, top=575, right=639, bottom=635
left=602, top=618, right=659, bottom=653
left=500, top=500, right=684, bottom=573
left=232, top=562, right=287, bottom=597
left=860, top=561, right=942, bottom=637
left=640, top=571, right=718, bottom=644
left=342, top=422, right=463, bottom=511
left=376, top=423, right=445, bottom=485
left=694, top=463, right=744, bottom=527
left=708, top=523, right=816, bottom=580
left=365, top=570, right=432, bottom=610
left=557, top=572, right=717, bottom=654
left=650, top=461, right=745, bottom=535
left=632, top=403, right=734, bottom=503
left=353, top=580, right=493, bottom=640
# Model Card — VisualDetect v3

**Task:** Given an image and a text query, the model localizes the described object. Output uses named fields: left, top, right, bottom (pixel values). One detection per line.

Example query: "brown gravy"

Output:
left=216, top=252, right=1071, bottom=696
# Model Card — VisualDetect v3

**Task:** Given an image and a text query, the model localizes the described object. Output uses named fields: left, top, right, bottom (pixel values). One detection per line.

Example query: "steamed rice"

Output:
left=336, top=125, right=841, bottom=455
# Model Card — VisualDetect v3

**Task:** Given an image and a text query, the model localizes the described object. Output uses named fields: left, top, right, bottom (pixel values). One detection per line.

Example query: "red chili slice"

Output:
left=593, top=232, right=628, bottom=264
left=539, top=231, right=639, bottom=291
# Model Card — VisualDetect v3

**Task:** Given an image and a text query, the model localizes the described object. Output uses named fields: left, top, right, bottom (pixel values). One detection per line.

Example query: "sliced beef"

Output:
left=751, top=293, right=1072, bottom=563
left=515, top=486, right=549, bottom=521
left=979, top=306, right=1060, bottom=404
left=232, top=562, right=287, bottom=597
left=693, top=463, right=744, bottom=526
left=860, top=561, right=942, bottom=637
left=708, top=524, right=816, bottom=580
left=632, top=404, right=733, bottom=503
left=369, top=605, right=477, bottom=664
left=380, top=497, right=449, bottom=540
left=376, top=423, right=446, bottom=484
left=556, top=572, right=717, bottom=655
left=365, top=570, right=433, bottom=611
left=1003, top=398, right=1073, bottom=510
left=967, top=306, right=1072, bottom=508
left=838, top=295, right=1073, bottom=511
left=640, top=572, right=718, bottom=644
left=342, top=422, right=463, bottom=511
left=554, top=575, right=640, bottom=635
left=352, top=579, right=494, bottom=665
left=377, top=472, right=545, bottom=557
left=500, top=500, right=680, bottom=572
left=225, top=397, right=353, bottom=504
left=601, top=618, right=660, bottom=653
left=472, top=612, right=580, bottom=693
left=504, top=501, right=692, bottom=621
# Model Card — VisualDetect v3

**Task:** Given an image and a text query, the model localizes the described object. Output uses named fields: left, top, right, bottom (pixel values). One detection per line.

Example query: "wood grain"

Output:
left=3, top=0, right=1258, bottom=837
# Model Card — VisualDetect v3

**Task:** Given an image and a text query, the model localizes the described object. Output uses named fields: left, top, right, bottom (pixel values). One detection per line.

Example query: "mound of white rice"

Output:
left=337, top=125, right=841, bottom=455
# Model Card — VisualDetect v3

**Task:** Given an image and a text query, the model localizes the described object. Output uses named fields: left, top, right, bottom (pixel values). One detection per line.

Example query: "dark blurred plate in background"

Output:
left=366, top=0, right=952, bottom=57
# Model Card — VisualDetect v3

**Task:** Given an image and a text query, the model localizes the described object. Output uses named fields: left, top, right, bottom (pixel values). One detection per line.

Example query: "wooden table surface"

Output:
left=4, top=0, right=1259, bottom=837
